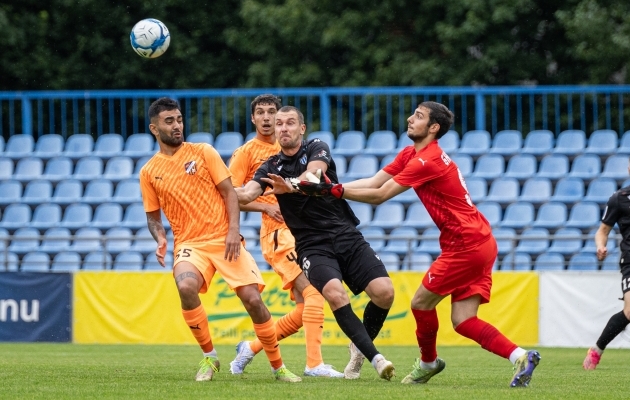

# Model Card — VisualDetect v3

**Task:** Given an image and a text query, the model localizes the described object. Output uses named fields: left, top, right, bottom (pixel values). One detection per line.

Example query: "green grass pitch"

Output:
left=0, top=344, right=627, bottom=399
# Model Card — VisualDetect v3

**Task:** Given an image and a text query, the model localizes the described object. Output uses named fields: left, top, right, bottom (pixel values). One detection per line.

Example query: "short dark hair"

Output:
left=251, top=94, right=282, bottom=115
left=277, top=106, right=304, bottom=125
left=418, top=101, right=454, bottom=138
left=149, top=97, right=181, bottom=121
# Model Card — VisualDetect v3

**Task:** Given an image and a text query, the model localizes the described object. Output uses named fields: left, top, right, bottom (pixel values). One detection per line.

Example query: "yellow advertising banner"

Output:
left=73, top=271, right=538, bottom=346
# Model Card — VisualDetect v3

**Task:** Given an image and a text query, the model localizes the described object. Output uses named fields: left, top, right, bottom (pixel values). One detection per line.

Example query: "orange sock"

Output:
left=302, top=285, right=325, bottom=368
left=253, top=317, right=283, bottom=370
left=182, top=305, right=213, bottom=353
left=250, top=303, right=303, bottom=354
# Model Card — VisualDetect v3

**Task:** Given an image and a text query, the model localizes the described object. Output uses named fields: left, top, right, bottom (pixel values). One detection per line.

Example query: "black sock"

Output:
left=363, top=301, right=390, bottom=341
left=332, top=304, right=379, bottom=361
left=596, top=311, right=630, bottom=350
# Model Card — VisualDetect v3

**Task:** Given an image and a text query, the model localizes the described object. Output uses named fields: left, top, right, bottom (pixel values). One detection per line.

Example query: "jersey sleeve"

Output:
left=601, top=192, right=620, bottom=227
left=306, top=139, right=332, bottom=166
left=139, top=167, right=160, bottom=212
left=228, top=146, right=250, bottom=187
left=203, top=144, right=232, bottom=185
left=393, top=155, right=444, bottom=188
left=383, top=148, right=411, bottom=176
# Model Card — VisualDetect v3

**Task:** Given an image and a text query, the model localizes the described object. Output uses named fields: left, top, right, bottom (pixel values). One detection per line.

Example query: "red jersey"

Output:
left=383, top=141, right=492, bottom=251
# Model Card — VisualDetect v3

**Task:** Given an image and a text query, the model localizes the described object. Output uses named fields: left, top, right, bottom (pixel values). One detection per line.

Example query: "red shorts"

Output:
left=422, top=237, right=498, bottom=304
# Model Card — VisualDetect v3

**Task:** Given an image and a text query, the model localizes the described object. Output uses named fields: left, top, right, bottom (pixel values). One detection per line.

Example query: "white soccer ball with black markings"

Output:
left=130, top=19, right=171, bottom=58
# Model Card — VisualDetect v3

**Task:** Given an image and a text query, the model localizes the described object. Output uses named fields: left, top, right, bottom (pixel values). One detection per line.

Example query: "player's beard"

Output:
left=407, top=124, right=430, bottom=142
left=279, top=134, right=301, bottom=151
left=159, top=129, right=183, bottom=147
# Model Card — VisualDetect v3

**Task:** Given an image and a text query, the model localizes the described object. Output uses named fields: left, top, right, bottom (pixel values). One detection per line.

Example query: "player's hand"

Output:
left=297, top=172, right=344, bottom=199
left=156, top=238, right=168, bottom=268
left=596, top=246, right=608, bottom=261
left=260, top=174, right=296, bottom=195
left=264, top=204, right=284, bottom=223
left=225, top=229, right=241, bottom=261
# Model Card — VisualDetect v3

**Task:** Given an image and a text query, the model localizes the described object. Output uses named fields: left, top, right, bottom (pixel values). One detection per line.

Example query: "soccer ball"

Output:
left=130, top=19, right=171, bottom=58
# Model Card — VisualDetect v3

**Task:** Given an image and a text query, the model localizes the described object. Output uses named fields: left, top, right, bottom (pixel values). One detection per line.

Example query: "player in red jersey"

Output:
left=296, top=101, right=541, bottom=387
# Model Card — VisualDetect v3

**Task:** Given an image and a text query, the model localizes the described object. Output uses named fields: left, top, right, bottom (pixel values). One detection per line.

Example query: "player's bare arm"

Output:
left=235, top=180, right=265, bottom=204
left=216, top=177, right=242, bottom=261
left=343, top=178, right=410, bottom=205
left=343, top=170, right=393, bottom=189
left=146, top=210, right=168, bottom=267
left=595, top=222, right=614, bottom=261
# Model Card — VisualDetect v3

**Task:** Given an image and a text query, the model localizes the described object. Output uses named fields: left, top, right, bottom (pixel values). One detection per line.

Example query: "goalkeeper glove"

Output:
left=297, top=171, right=344, bottom=198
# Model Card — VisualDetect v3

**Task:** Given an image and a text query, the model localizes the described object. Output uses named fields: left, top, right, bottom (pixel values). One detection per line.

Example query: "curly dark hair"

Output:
left=148, top=97, right=181, bottom=121
left=250, top=94, right=282, bottom=115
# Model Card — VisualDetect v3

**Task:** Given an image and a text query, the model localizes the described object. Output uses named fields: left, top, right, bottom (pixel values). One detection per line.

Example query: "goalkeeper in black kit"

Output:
left=234, top=105, right=396, bottom=381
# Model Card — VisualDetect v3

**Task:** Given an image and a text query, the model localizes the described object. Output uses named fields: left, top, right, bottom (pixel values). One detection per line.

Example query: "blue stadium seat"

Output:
left=186, top=132, right=214, bottom=145
left=553, top=130, right=586, bottom=157
left=438, top=131, right=460, bottom=154
left=584, top=178, right=617, bottom=204
left=240, top=227, right=259, bottom=249
left=63, top=134, right=94, bottom=160
left=476, top=201, right=502, bottom=227
left=601, top=250, right=620, bottom=271
left=514, top=227, right=550, bottom=255
left=4, top=134, right=35, bottom=160
left=241, top=212, right=262, bottom=229
left=493, top=227, right=516, bottom=255
left=69, top=227, right=103, bottom=254
left=0, top=157, right=13, bottom=180
left=617, top=131, right=630, bottom=155
left=30, top=203, right=62, bottom=231
left=105, top=228, right=134, bottom=256
left=129, top=227, right=156, bottom=255
left=585, top=130, right=618, bottom=156
left=451, top=154, right=473, bottom=177
left=565, top=202, right=601, bottom=230
left=92, top=203, right=124, bottom=231
left=504, top=154, right=537, bottom=182
left=601, top=155, right=629, bottom=182
left=370, top=201, right=405, bottom=230
left=0, top=180, right=22, bottom=206
left=307, top=131, right=335, bottom=147
left=33, top=134, right=64, bottom=160
left=348, top=201, right=372, bottom=229
left=8, top=227, right=41, bottom=255
left=519, top=178, right=552, bottom=205
left=568, top=154, right=601, bottom=181
left=531, top=202, right=567, bottom=230
left=567, top=252, right=598, bottom=271
left=0, top=136, right=4, bottom=152
left=123, top=133, right=156, bottom=159
left=537, top=154, right=569, bottom=181
left=42, top=156, right=74, bottom=182
left=382, top=226, right=418, bottom=255
left=103, top=156, right=134, bottom=182
left=486, top=177, right=520, bottom=204
left=82, top=179, right=113, bottom=205
left=333, top=131, right=366, bottom=157
left=333, top=155, right=347, bottom=180
left=0, top=228, right=9, bottom=253
left=0, top=251, right=19, bottom=271
left=120, top=203, right=147, bottom=230
left=550, top=177, right=584, bottom=204
left=547, top=227, right=583, bottom=255
left=521, top=130, right=554, bottom=158
left=244, top=131, right=257, bottom=142
left=583, top=228, right=616, bottom=253
left=466, top=177, right=487, bottom=203
left=132, top=156, right=152, bottom=179
left=249, top=247, right=271, bottom=271
left=470, top=154, right=505, bottom=180
left=112, top=179, right=142, bottom=205
left=93, top=133, right=125, bottom=160
left=457, top=130, right=491, bottom=157
left=379, top=252, right=401, bottom=272
left=13, top=157, right=44, bottom=183
left=51, top=179, right=83, bottom=205
left=144, top=252, right=174, bottom=271
left=500, top=252, right=532, bottom=271
left=113, top=251, right=144, bottom=271
left=59, top=203, right=93, bottom=231
left=22, top=180, right=53, bottom=205
left=214, top=132, right=244, bottom=159
left=500, top=202, right=534, bottom=230
left=40, top=227, right=72, bottom=255
left=489, top=130, right=522, bottom=157
left=397, top=133, right=414, bottom=150
left=401, top=202, right=435, bottom=230
left=344, top=155, right=379, bottom=180
left=365, top=131, right=397, bottom=156
left=360, top=226, right=385, bottom=252
left=416, top=227, right=441, bottom=255
left=73, top=156, right=104, bottom=182
left=404, top=251, right=433, bottom=271
left=0, top=203, right=32, bottom=232
left=82, top=251, right=113, bottom=270
left=534, top=252, right=565, bottom=271
left=51, top=251, right=82, bottom=272
left=20, top=251, right=50, bottom=272
left=379, top=154, right=396, bottom=170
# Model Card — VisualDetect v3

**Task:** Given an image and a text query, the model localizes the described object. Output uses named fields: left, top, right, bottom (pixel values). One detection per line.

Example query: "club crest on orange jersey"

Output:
left=184, top=160, right=197, bottom=175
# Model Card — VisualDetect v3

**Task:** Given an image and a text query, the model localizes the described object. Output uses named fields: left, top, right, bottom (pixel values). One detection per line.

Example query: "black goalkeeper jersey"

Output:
left=602, top=185, right=630, bottom=254
left=252, top=138, right=360, bottom=251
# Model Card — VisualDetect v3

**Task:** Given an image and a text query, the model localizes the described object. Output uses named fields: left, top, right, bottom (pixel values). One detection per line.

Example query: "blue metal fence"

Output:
left=2, top=85, right=630, bottom=139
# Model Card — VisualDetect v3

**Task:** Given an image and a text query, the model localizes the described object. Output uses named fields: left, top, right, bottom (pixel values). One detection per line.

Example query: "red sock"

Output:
left=412, top=308, right=439, bottom=362
left=454, top=316, right=518, bottom=359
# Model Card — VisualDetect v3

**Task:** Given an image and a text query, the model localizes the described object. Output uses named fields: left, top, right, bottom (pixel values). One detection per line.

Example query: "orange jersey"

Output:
left=139, top=142, right=232, bottom=248
left=229, top=137, right=285, bottom=237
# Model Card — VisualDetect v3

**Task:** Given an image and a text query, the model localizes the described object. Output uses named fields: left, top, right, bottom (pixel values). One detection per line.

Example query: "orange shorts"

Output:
left=173, top=239, right=265, bottom=294
left=422, top=237, right=498, bottom=304
left=261, top=228, right=302, bottom=290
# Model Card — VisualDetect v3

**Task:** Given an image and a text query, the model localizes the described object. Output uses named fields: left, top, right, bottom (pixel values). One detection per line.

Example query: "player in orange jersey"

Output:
left=227, top=94, right=343, bottom=378
left=139, top=97, right=301, bottom=383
